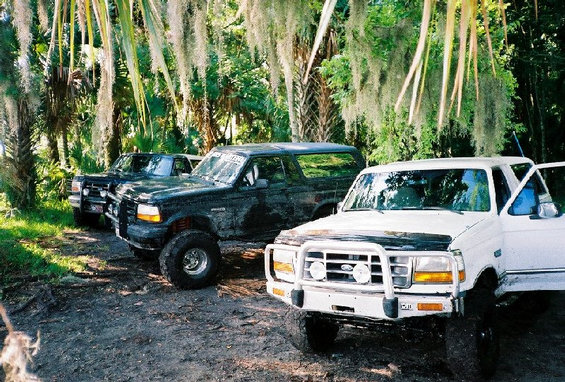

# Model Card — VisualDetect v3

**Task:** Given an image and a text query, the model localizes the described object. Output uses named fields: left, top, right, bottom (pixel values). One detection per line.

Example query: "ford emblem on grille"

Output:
left=341, top=264, right=354, bottom=272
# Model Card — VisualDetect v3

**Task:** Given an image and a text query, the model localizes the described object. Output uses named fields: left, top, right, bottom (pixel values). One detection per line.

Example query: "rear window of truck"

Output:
left=295, top=153, right=360, bottom=178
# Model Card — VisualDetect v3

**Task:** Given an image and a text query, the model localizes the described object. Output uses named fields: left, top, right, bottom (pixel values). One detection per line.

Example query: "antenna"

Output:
left=512, top=131, right=525, bottom=157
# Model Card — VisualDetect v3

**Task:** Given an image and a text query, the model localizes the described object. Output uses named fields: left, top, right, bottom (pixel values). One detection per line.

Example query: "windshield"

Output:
left=343, top=168, right=491, bottom=212
left=192, top=151, right=246, bottom=184
left=110, top=155, right=173, bottom=176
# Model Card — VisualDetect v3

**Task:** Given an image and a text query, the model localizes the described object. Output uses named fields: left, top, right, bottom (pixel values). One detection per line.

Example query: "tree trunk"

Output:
left=107, top=109, right=121, bottom=167
left=46, top=127, right=60, bottom=163
left=4, top=98, right=36, bottom=210
left=61, top=124, right=69, bottom=167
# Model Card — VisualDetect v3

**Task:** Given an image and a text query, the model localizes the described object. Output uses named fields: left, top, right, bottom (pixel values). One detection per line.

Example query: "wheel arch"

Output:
left=472, top=266, right=499, bottom=291
left=166, top=214, right=219, bottom=242
left=311, top=202, right=338, bottom=220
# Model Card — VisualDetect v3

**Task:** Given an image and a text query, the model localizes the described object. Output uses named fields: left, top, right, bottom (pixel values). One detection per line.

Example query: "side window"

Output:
left=509, top=172, right=546, bottom=216
left=510, top=163, right=532, bottom=181
left=492, top=169, right=511, bottom=213
left=281, top=156, right=302, bottom=185
left=173, top=159, right=189, bottom=175
left=241, top=157, right=286, bottom=187
left=189, top=159, right=201, bottom=171
left=295, top=152, right=360, bottom=178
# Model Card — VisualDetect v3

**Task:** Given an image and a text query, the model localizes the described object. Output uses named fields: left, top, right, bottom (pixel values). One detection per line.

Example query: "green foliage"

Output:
left=0, top=199, right=88, bottom=285
left=320, top=0, right=516, bottom=161
left=35, top=156, right=74, bottom=201
left=506, top=0, right=565, bottom=162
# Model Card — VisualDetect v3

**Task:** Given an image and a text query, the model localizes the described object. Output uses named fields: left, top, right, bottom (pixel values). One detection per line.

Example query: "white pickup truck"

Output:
left=265, top=156, right=565, bottom=379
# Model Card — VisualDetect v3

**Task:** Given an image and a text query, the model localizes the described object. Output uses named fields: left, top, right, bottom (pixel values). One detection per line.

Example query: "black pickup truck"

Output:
left=106, top=143, right=364, bottom=289
left=69, top=153, right=201, bottom=226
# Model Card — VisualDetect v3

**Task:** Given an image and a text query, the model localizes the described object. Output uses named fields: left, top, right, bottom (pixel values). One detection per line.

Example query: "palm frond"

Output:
left=139, top=0, right=178, bottom=113
left=115, top=0, right=147, bottom=128
left=303, top=0, right=338, bottom=84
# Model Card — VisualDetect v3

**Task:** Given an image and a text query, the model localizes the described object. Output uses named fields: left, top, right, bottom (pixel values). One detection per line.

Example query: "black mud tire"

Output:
left=130, top=246, right=160, bottom=261
left=159, top=230, right=220, bottom=290
left=285, top=307, right=339, bottom=353
left=445, top=287, right=500, bottom=381
left=73, top=207, right=100, bottom=227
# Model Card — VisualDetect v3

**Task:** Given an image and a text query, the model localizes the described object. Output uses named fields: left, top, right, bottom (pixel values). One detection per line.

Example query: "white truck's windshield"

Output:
left=343, top=168, right=491, bottom=212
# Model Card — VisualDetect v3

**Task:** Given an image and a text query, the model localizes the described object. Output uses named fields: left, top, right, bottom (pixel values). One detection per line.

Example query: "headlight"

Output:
left=137, top=204, right=162, bottom=223
left=82, top=188, right=90, bottom=196
left=309, top=261, right=326, bottom=280
left=272, top=248, right=295, bottom=282
left=100, top=190, right=108, bottom=198
left=352, top=263, right=371, bottom=283
left=413, top=252, right=465, bottom=284
left=71, top=180, right=81, bottom=193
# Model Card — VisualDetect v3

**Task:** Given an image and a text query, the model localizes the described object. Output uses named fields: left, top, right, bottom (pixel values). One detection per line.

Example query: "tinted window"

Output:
left=281, top=156, right=302, bottom=185
left=241, top=157, right=286, bottom=187
left=296, top=153, right=360, bottom=178
left=110, top=155, right=173, bottom=176
left=492, top=168, right=510, bottom=213
left=173, top=159, right=190, bottom=175
left=510, top=166, right=565, bottom=215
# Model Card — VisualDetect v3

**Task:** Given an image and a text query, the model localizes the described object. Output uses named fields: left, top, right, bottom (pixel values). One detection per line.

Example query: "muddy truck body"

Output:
left=69, top=153, right=201, bottom=227
left=106, top=143, right=364, bottom=289
left=265, top=157, right=565, bottom=379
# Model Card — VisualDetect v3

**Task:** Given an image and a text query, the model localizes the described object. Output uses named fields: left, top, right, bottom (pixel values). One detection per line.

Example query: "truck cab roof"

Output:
left=363, top=156, right=534, bottom=174
left=212, top=142, right=362, bottom=157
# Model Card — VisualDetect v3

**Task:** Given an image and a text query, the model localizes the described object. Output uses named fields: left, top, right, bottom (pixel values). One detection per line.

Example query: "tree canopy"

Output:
left=0, top=0, right=562, bottom=209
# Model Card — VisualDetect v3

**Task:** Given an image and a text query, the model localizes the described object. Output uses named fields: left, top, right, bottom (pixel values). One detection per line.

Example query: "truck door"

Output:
left=499, top=162, right=565, bottom=293
left=233, top=156, right=293, bottom=240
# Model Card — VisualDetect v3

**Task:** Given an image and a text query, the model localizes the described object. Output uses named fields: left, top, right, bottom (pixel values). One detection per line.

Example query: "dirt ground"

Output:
left=1, top=228, right=564, bottom=382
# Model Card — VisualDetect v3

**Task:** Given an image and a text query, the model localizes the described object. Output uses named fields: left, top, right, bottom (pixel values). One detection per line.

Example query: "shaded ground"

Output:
left=1, top=229, right=564, bottom=381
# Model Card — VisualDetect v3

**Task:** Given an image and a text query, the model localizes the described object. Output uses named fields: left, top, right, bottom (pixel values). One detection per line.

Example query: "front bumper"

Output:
left=265, top=241, right=462, bottom=321
left=105, top=194, right=167, bottom=251
left=266, top=281, right=458, bottom=320
left=69, top=194, right=106, bottom=213
left=117, top=223, right=168, bottom=251
left=69, top=194, right=81, bottom=208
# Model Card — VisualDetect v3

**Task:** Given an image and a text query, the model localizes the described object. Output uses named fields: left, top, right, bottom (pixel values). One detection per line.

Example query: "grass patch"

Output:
left=0, top=200, right=89, bottom=285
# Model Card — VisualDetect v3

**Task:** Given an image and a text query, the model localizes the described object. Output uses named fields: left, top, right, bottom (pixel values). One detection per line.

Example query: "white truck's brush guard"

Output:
left=265, top=241, right=462, bottom=319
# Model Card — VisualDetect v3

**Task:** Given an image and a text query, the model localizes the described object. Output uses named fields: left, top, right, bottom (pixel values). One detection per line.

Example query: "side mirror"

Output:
left=537, top=202, right=560, bottom=219
left=256, top=178, right=269, bottom=189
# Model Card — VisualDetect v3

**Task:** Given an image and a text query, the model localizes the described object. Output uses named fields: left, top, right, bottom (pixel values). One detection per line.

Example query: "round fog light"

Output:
left=309, top=261, right=326, bottom=280
left=100, top=190, right=108, bottom=198
left=82, top=188, right=90, bottom=196
left=353, top=264, right=371, bottom=284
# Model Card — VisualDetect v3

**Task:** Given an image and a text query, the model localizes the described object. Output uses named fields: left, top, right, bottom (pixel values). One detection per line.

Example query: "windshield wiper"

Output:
left=401, top=206, right=463, bottom=215
left=344, top=207, right=384, bottom=214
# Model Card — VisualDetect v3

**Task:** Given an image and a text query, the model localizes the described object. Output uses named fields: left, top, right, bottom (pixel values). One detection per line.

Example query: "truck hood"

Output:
left=276, top=210, right=489, bottom=251
left=115, top=175, right=230, bottom=203
left=78, top=171, right=158, bottom=183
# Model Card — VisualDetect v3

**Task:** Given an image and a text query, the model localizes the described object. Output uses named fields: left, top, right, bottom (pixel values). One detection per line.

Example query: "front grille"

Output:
left=304, top=250, right=411, bottom=288
left=84, top=181, right=110, bottom=197
left=116, top=196, right=137, bottom=238
left=123, top=198, right=137, bottom=223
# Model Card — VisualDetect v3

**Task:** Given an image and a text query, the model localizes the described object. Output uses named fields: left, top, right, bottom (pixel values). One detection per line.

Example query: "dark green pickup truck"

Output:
left=106, top=143, right=364, bottom=289
left=69, top=152, right=201, bottom=227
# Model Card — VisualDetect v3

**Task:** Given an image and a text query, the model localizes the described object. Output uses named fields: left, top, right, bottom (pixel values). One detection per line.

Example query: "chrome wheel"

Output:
left=182, top=248, right=208, bottom=275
